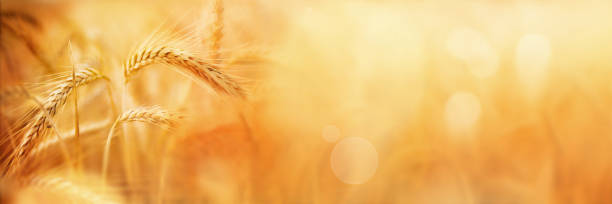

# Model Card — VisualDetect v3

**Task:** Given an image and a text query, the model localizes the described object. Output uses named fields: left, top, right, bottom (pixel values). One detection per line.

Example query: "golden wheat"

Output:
left=4, top=68, right=106, bottom=176
left=32, top=119, right=113, bottom=155
left=123, top=46, right=246, bottom=98
left=68, top=42, right=83, bottom=171
left=101, top=106, right=181, bottom=182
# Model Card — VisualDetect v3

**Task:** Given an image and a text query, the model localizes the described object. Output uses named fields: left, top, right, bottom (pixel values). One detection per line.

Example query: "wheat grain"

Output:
left=4, top=68, right=106, bottom=176
left=123, top=46, right=246, bottom=98
left=101, top=106, right=181, bottom=183
left=116, top=106, right=180, bottom=128
left=42, top=68, right=107, bottom=116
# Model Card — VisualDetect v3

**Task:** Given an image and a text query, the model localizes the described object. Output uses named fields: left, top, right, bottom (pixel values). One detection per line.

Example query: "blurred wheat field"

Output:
left=1, top=0, right=612, bottom=203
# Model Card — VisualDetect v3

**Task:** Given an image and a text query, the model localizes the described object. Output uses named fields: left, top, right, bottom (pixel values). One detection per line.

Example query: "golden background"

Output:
left=1, top=0, right=612, bottom=203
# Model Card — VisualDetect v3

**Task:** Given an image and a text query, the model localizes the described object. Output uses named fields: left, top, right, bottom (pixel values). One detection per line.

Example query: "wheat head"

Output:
left=101, top=106, right=181, bottom=182
left=123, top=46, right=246, bottom=98
left=4, top=68, right=106, bottom=176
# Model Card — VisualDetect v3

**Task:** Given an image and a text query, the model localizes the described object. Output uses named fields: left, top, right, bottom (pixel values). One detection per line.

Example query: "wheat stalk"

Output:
left=101, top=106, right=181, bottom=183
left=115, top=106, right=179, bottom=127
left=32, top=119, right=113, bottom=155
left=4, top=68, right=106, bottom=176
left=209, top=0, right=224, bottom=60
left=123, top=46, right=246, bottom=98
left=68, top=42, right=83, bottom=172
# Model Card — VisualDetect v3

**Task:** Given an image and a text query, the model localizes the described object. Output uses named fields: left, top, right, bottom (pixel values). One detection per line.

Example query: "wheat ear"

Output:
left=4, top=68, right=106, bottom=176
left=123, top=46, right=246, bottom=98
left=101, top=106, right=180, bottom=184
left=0, top=87, right=70, bottom=164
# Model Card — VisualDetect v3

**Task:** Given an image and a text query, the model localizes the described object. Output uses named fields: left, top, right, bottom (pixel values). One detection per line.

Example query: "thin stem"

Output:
left=209, top=0, right=224, bottom=60
left=68, top=42, right=82, bottom=172
left=101, top=118, right=120, bottom=185
left=119, top=81, right=135, bottom=202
